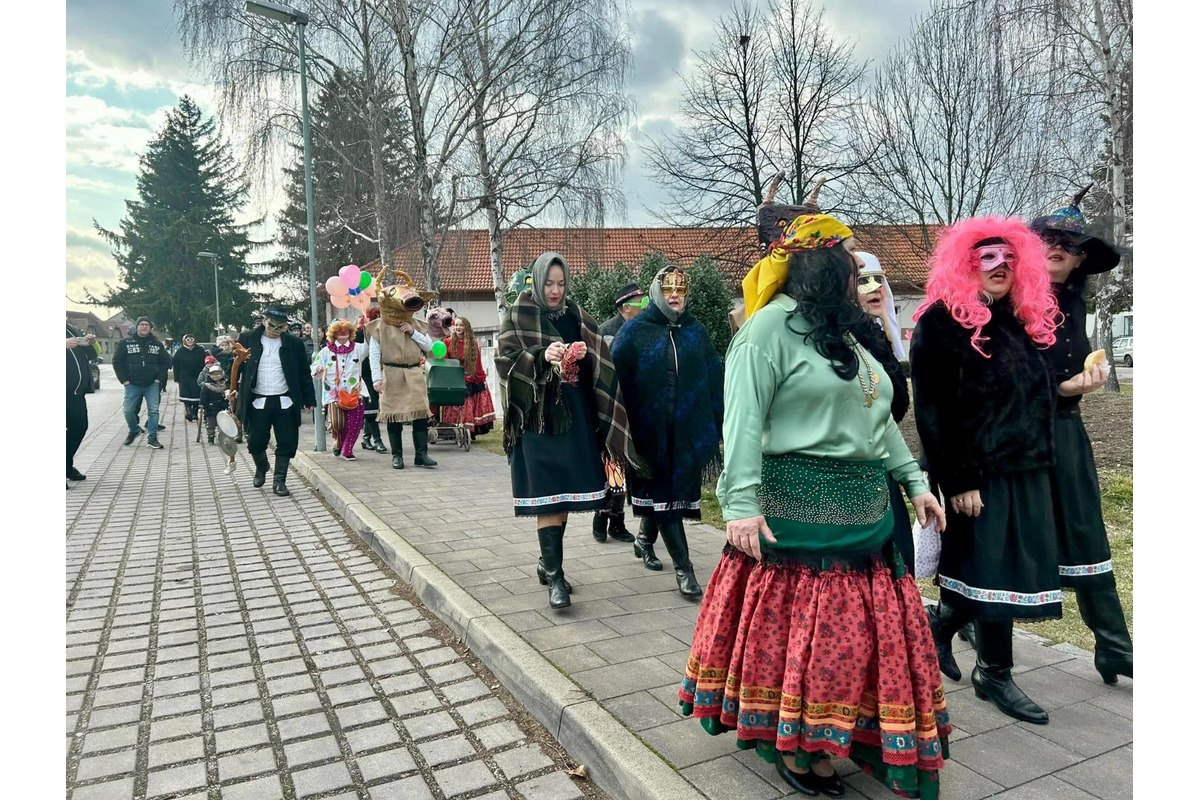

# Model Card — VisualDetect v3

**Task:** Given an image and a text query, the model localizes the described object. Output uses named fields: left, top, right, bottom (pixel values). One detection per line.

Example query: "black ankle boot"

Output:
left=252, top=453, right=270, bottom=488
left=971, top=663, right=1049, bottom=724
left=1075, top=577, right=1133, bottom=684
left=272, top=456, right=291, bottom=496
left=536, top=560, right=573, bottom=594
left=925, top=603, right=963, bottom=682
left=659, top=519, right=703, bottom=598
left=958, top=621, right=978, bottom=650
left=536, top=525, right=571, bottom=609
left=413, top=421, right=437, bottom=467
left=388, top=425, right=404, bottom=469
left=607, top=512, right=635, bottom=543
left=592, top=512, right=608, bottom=542
left=633, top=516, right=662, bottom=570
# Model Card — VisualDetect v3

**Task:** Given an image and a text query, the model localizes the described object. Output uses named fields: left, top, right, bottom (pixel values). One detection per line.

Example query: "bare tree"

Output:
left=449, top=0, right=633, bottom=321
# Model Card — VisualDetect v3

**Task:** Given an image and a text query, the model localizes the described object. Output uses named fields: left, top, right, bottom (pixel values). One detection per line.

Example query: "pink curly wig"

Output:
left=915, top=216, right=1060, bottom=356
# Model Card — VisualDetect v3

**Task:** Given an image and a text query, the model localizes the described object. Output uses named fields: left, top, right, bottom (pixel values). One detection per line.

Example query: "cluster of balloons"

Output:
left=325, top=265, right=376, bottom=310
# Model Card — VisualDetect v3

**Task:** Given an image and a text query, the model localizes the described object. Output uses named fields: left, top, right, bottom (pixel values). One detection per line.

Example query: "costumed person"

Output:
left=211, top=335, right=236, bottom=374
left=313, top=319, right=369, bottom=461
left=590, top=282, right=648, bottom=544
left=231, top=306, right=317, bottom=496
left=1029, top=187, right=1132, bottom=684
left=611, top=266, right=722, bottom=598
left=114, top=316, right=171, bottom=449
left=438, top=316, right=496, bottom=438
left=197, top=362, right=229, bottom=444
left=172, top=334, right=207, bottom=422
left=357, top=308, right=387, bottom=453
left=365, top=270, right=438, bottom=469
left=679, top=209, right=950, bottom=799
left=67, top=323, right=99, bottom=484
left=495, top=253, right=643, bottom=610
left=855, top=252, right=916, bottom=573
left=910, top=217, right=1062, bottom=724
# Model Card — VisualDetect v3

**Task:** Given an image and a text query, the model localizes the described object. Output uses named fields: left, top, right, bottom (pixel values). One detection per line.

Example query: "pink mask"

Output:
left=973, top=244, right=1016, bottom=272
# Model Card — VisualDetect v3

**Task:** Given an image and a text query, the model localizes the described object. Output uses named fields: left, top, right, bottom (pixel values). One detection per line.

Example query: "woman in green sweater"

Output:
left=679, top=213, right=951, bottom=799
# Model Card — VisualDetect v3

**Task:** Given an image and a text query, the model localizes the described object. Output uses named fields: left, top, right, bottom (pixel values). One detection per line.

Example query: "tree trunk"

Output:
left=361, top=2, right=394, bottom=272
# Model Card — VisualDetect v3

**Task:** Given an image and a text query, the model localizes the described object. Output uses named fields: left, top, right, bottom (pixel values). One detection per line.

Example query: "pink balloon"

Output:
left=330, top=294, right=352, bottom=308
left=363, top=286, right=377, bottom=298
left=350, top=293, right=371, bottom=310
left=339, top=264, right=361, bottom=288
left=325, top=275, right=349, bottom=297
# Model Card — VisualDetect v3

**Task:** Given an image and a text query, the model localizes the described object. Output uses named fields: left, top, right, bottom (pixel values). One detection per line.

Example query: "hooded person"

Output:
left=232, top=306, right=318, bottom=495
left=910, top=216, right=1064, bottom=724
left=171, top=333, right=207, bottom=421
left=611, top=266, right=723, bottom=597
left=495, top=252, right=644, bottom=610
left=365, top=269, right=438, bottom=469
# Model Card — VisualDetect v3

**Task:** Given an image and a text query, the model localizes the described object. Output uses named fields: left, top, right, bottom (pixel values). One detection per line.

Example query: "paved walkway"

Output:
left=291, top=421, right=1133, bottom=800
left=66, top=377, right=606, bottom=800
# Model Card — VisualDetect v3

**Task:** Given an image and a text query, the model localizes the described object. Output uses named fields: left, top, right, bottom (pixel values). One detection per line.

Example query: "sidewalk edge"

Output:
left=292, top=451, right=706, bottom=800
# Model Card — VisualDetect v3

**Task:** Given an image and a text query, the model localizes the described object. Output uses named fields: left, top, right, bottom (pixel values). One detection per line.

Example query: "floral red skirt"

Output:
left=679, top=546, right=952, bottom=799
left=437, top=381, right=495, bottom=436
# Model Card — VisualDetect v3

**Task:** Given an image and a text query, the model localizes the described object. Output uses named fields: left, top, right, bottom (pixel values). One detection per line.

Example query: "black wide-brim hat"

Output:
left=1030, top=184, right=1120, bottom=275
left=614, top=283, right=646, bottom=308
left=263, top=306, right=291, bottom=323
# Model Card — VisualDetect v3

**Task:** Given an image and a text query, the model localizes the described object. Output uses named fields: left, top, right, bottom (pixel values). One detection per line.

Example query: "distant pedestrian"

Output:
left=113, top=316, right=170, bottom=449
left=172, top=334, right=207, bottom=421
left=231, top=306, right=317, bottom=496
left=437, top=316, right=496, bottom=438
left=67, top=322, right=99, bottom=484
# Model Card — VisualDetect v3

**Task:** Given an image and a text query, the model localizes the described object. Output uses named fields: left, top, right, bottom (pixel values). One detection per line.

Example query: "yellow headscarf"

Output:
left=741, top=213, right=854, bottom=319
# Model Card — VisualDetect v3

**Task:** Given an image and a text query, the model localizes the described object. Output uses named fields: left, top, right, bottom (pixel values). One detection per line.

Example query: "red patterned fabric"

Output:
left=681, top=548, right=951, bottom=780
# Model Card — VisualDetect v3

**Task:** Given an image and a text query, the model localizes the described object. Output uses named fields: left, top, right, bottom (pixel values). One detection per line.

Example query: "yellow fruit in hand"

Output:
left=1083, top=349, right=1107, bottom=370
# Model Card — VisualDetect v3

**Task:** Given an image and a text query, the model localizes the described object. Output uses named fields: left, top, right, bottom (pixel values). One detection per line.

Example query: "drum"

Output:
left=216, top=410, right=240, bottom=438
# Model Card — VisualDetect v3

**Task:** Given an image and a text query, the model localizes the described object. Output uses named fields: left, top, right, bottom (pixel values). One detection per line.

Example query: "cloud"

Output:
left=66, top=174, right=130, bottom=196
left=65, top=0, right=191, bottom=83
left=66, top=225, right=110, bottom=254
left=631, top=11, right=687, bottom=90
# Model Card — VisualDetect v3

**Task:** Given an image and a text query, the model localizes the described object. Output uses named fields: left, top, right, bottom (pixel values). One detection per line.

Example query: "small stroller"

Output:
left=427, top=357, right=471, bottom=451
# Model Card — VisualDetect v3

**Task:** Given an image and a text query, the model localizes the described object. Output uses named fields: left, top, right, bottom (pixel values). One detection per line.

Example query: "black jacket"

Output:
left=113, top=332, right=170, bottom=386
left=597, top=314, right=626, bottom=341
left=172, top=345, right=208, bottom=399
left=1045, top=280, right=1088, bottom=413
left=209, top=346, right=236, bottom=375
left=910, top=299, right=1055, bottom=497
left=66, top=324, right=97, bottom=396
left=234, top=328, right=317, bottom=420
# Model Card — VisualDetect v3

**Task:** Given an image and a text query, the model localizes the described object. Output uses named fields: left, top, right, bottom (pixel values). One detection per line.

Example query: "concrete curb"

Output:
left=292, top=451, right=705, bottom=800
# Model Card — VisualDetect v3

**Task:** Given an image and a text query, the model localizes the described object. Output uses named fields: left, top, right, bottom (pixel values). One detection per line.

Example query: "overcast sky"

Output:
left=65, top=0, right=931, bottom=315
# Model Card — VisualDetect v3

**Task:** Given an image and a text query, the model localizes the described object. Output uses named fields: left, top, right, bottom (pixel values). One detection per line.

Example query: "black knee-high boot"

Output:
left=633, top=515, right=662, bottom=570
left=252, top=452, right=270, bottom=488
left=658, top=518, right=702, bottom=598
left=1075, top=573, right=1133, bottom=684
left=369, top=419, right=387, bottom=452
left=272, top=455, right=291, bottom=496
left=926, top=600, right=970, bottom=682
left=413, top=418, right=437, bottom=467
left=971, top=618, right=1049, bottom=724
left=537, top=525, right=571, bottom=609
left=388, top=422, right=404, bottom=469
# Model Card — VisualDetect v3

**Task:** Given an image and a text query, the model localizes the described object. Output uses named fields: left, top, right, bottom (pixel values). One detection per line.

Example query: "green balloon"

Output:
left=359, top=272, right=372, bottom=290
left=431, top=341, right=447, bottom=359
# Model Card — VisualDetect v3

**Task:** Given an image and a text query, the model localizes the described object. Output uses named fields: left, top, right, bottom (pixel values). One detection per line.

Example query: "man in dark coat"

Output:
left=67, top=322, right=99, bottom=484
left=591, top=283, right=648, bottom=543
left=231, top=306, right=317, bottom=496
left=113, top=316, right=171, bottom=449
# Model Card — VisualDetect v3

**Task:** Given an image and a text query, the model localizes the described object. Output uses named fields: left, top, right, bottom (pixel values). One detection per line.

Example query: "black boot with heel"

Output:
left=633, top=515, right=663, bottom=571
left=537, top=525, right=571, bottom=609
left=971, top=619, right=1048, bottom=724
left=926, top=601, right=967, bottom=682
left=659, top=518, right=703, bottom=598
left=252, top=452, right=270, bottom=488
left=1075, top=575, right=1133, bottom=684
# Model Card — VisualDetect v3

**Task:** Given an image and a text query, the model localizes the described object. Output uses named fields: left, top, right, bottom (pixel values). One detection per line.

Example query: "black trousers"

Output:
left=67, top=393, right=89, bottom=472
left=246, top=396, right=300, bottom=458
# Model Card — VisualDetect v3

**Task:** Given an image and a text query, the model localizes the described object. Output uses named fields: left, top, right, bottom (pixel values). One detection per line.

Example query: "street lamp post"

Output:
left=198, top=251, right=220, bottom=332
left=245, top=0, right=325, bottom=451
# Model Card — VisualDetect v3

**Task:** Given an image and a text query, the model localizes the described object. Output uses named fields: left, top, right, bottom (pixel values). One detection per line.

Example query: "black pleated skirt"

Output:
left=888, top=476, right=914, bottom=575
left=936, top=467, right=1062, bottom=622
left=1051, top=410, right=1113, bottom=588
left=509, top=384, right=607, bottom=517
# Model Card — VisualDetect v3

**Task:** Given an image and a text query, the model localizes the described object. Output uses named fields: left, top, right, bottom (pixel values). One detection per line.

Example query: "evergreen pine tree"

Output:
left=93, top=96, right=261, bottom=339
left=266, top=69, right=419, bottom=310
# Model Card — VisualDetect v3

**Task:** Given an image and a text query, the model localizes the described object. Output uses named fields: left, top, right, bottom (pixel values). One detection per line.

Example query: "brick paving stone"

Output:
left=221, top=774, right=284, bottom=800
left=80, top=724, right=141, bottom=755
left=493, top=743, right=553, bottom=779
left=434, top=760, right=498, bottom=797
left=418, top=733, right=476, bottom=766
left=356, top=747, right=419, bottom=782
left=284, top=734, right=342, bottom=767
left=403, top=711, right=460, bottom=741
left=218, top=747, right=278, bottom=781
left=367, top=775, right=434, bottom=800
left=71, top=777, right=136, bottom=800
left=515, top=772, right=586, bottom=800
left=457, top=698, right=509, bottom=727
left=147, top=736, right=205, bottom=768
left=441, top=678, right=492, bottom=705
left=75, top=749, right=137, bottom=782
left=145, top=761, right=208, bottom=797
left=292, top=760, right=354, bottom=798
left=475, top=721, right=524, bottom=751
left=150, top=713, right=204, bottom=743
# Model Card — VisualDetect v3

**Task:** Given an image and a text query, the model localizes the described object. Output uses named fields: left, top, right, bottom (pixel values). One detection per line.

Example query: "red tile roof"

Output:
left=367, top=224, right=941, bottom=297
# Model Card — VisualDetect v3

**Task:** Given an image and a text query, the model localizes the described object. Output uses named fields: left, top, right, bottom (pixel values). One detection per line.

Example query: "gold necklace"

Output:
left=847, top=335, right=881, bottom=408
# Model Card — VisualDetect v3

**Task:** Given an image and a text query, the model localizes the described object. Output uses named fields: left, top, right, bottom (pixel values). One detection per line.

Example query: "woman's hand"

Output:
left=373, top=380, right=383, bottom=393
left=949, top=490, right=983, bottom=518
left=910, top=492, right=947, bottom=532
left=544, top=342, right=567, bottom=363
left=725, top=515, right=776, bottom=560
left=1058, top=364, right=1106, bottom=397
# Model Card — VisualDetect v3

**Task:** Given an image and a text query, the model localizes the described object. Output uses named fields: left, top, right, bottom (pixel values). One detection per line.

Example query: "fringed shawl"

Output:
left=495, top=291, right=645, bottom=474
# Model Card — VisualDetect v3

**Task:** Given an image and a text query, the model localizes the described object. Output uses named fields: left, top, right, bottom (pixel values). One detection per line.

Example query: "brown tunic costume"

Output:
left=365, top=318, right=432, bottom=424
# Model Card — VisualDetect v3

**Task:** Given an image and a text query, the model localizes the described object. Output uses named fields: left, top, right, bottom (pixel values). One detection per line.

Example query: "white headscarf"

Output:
left=858, top=252, right=906, bottom=362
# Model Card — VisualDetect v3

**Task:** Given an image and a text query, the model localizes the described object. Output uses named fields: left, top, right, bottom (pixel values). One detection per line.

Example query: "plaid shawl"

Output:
left=495, top=291, right=645, bottom=474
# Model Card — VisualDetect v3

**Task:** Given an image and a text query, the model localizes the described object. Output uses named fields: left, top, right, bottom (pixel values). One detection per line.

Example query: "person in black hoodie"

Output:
left=172, top=334, right=207, bottom=421
left=231, top=306, right=317, bottom=496
left=911, top=216, right=1063, bottom=725
left=113, top=316, right=171, bottom=448
left=67, top=323, right=98, bottom=483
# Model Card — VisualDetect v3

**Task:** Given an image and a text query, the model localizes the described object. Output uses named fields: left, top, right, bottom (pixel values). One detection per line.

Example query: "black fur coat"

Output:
left=910, top=299, right=1055, bottom=496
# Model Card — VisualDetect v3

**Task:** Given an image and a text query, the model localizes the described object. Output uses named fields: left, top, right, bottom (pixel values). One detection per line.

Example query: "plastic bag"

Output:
left=912, top=516, right=941, bottom=579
